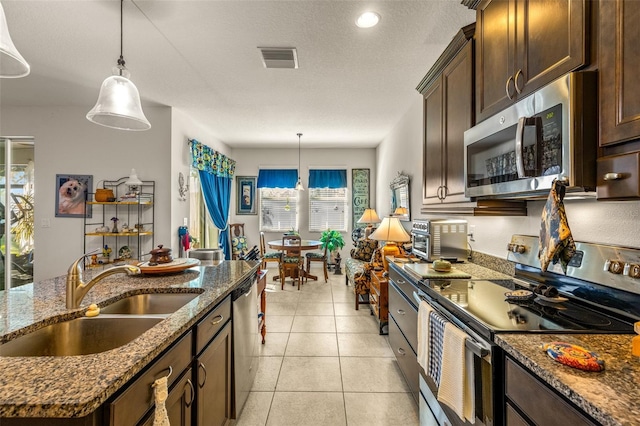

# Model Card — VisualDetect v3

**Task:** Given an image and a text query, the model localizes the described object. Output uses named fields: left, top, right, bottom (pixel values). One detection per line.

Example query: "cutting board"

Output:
left=403, top=263, right=471, bottom=279
left=138, top=258, right=200, bottom=274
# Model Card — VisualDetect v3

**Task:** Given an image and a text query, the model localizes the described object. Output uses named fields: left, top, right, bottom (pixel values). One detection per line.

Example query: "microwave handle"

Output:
left=515, top=117, right=541, bottom=179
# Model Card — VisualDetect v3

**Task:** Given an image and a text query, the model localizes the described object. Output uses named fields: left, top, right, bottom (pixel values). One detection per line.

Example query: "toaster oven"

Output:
left=411, top=219, right=468, bottom=262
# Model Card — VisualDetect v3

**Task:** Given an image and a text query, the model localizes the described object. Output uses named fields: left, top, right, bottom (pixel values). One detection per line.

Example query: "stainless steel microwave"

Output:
left=463, top=72, right=597, bottom=198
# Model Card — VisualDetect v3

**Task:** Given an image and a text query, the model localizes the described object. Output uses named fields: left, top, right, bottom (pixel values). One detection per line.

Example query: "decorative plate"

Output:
left=504, top=289, right=534, bottom=301
left=541, top=342, right=605, bottom=372
left=118, top=245, right=132, bottom=260
left=535, top=294, right=568, bottom=303
left=138, top=258, right=199, bottom=274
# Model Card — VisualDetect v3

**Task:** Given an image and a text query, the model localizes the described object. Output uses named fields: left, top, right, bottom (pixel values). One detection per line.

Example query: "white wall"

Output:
left=376, top=96, right=640, bottom=257
left=376, top=97, right=423, bottom=225
left=230, top=147, right=377, bottom=256
left=170, top=108, right=231, bottom=253
left=1, top=106, right=172, bottom=281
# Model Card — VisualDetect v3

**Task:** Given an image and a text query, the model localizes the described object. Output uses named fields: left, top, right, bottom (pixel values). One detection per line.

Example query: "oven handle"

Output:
left=413, top=291, right=490, bottom=358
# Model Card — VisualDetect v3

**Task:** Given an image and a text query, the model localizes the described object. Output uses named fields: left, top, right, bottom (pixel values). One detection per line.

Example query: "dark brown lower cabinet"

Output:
left=140, top=368, right=194, bottom=426
left=196, top=321, right=232, bottom=426
left=505, top=357, right=596, bottom=425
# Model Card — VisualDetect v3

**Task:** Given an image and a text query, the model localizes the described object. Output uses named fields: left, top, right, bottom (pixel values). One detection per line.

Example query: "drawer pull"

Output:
left=198, top=362, right=207, bottom=387
left=397, top=279, right=406, bottom=285
left=211, top=315, right=224, bottom=325
left=185, top=378, right=195, bottom=407
left=397, top=347, right=406, bottom=356
left=604, top=172, right=624, bottom=181
left=397, top=309, right=405, bottom=315
left=152, top=365, right=172, bottom=384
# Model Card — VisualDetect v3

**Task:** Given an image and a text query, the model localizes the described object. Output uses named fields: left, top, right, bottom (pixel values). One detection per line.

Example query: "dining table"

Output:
left=267, top=239, right=322, bottom=282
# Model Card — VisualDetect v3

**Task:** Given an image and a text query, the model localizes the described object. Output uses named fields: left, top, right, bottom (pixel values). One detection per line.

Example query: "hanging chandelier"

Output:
left=295, top=133, right=304, bottom=191
left=86, top=0, right=151, bottom=131
left=0, top=2, right=30, bottom=78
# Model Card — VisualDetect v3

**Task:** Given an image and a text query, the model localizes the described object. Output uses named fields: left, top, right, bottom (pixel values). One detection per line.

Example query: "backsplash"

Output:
left=469, top=250, right=515, bottom=277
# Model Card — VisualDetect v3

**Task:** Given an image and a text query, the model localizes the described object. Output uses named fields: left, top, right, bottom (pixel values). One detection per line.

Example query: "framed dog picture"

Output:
left=55, top=174, right=93, bottom=218
left=236, top=176, right=257, bottom=215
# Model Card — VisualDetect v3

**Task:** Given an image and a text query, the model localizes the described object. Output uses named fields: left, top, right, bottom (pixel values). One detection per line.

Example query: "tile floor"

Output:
left=233, top=266, right=420, bottom=426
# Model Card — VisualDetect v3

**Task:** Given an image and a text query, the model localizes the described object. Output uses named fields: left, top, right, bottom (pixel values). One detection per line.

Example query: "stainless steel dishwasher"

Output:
left=231, top=276, right=260, bottom=418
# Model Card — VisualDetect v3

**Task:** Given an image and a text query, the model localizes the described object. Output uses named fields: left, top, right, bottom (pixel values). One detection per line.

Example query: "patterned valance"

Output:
left=190, top=139, right=236, bottom=178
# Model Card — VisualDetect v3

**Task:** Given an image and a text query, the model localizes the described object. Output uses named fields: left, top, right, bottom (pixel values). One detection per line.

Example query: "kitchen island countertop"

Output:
left=496, top=333, right=639, bottom=426
left=0, top=260, right=258, bottom=418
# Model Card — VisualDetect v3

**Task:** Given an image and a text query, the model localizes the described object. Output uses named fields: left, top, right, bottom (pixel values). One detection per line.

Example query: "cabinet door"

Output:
left=476, top=0, right=516, bottom=123
left=140, top=369, right=194, bottom=426
left=516, top=0, right=587, bottom=98
left=599, top=0, right=640, bottom=147
left=422, top=79, right=444, bottom=205
left=442, top=42, right=474, bottom=204
left=196, top=322, right=232, bottom=426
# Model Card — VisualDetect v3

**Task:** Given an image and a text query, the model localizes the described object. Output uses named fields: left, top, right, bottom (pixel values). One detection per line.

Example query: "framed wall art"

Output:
left=236, top=176, right=257, bottom=215
left=351, top=168, right=370, bottom=228
left=55, top=174, right=92, bottom=218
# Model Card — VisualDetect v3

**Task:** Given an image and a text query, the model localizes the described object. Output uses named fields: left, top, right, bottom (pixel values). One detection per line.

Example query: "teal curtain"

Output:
left=309, top=169, right=347, bottom=188
left=190, top=139, right=236, bottom=259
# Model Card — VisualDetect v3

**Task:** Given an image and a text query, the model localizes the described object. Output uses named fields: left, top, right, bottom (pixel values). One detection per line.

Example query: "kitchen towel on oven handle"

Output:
left=438, top=322, right=476, bottom=424
left=417, top=299, right=433, bottom=373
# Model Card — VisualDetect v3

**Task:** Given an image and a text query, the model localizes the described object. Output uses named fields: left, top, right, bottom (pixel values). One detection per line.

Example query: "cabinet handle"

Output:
left=211, top=315, right=224, bottom=325
left=185, top=378, right=195, bottom=407
left=514, top=69, right=523, bottom=94
left=441, top=185, right=448, bottom=200
left=604, top=172, right=624, bottom=181
left=505, top=75, right=515, bottom=100
left=397, top=309, right=405, bottom=315
left=198, top=362, right=207, bottom=388
left=397, top=279, right=406, bottom=285
left=397, top=347, right=406, bottom=356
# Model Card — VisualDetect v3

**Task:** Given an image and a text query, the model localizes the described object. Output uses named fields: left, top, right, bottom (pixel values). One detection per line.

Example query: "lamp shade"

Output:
left=369, top=217, right=410, bottom=243
left=393, top=206, right=408, bottom=216
left=86, top=73, right=151, bottom=131
left=125, top=168, right=143, bottom=186
left=357, top=208, right=381, bottom=225
left=0, top=3, right=30, bottom=78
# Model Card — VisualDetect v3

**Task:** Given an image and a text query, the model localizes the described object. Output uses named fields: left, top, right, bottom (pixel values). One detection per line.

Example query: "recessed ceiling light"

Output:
left=356, top=11, right=381, bottom=28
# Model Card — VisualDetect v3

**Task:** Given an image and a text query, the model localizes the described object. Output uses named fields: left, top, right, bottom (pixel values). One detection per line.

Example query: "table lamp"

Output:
left=357, top=208, right=381, bottom=238
left=393, top=206, right=408, bottom=216
left=369, top=216, right=411, bottom=271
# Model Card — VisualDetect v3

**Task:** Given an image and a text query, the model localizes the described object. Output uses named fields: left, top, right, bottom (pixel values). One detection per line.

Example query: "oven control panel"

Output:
left=508, top=234, right=640, bottom=295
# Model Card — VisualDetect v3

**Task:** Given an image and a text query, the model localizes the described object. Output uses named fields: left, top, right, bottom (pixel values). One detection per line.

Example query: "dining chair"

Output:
left=279, top=235, right=303, bottom=290
left=259, top=231, right=281, bottom=270
left=305, top=244, right=328, bottom=283
left=229, top=223, right=248, bottom=260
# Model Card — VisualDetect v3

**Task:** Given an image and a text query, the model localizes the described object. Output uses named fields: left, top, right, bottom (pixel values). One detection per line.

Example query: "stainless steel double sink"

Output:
left=0, top=292, right=202, bottom=357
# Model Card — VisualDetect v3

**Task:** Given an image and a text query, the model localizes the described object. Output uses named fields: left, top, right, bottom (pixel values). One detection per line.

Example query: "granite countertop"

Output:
left=496, top=333, right=639, bottom=426
left=0, top=260, right=259, bottom=418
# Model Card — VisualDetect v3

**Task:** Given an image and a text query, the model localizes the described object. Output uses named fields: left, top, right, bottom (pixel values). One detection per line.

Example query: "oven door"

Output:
left=412, top=232, right=430, bottom=260
left=414, top=291, right=497, bottom=426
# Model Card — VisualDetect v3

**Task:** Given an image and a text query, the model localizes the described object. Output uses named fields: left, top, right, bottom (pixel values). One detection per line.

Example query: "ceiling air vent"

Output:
left=258, top=47, right=298, bottom=69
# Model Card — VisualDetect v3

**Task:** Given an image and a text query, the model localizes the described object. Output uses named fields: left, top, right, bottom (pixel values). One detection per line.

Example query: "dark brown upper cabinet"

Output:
left=599, top=0, right=640, bottom=148
left=475, top=0, right=588, bottom=123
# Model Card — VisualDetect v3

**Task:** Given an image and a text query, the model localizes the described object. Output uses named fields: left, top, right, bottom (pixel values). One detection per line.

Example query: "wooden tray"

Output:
left=138, top=258, right=200, bottom=274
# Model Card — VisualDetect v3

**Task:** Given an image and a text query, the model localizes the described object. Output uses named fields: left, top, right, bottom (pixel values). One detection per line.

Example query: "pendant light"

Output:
left=295, top=133, right=305, bottom=191
left=0, top=2, right=30, bottom=78
left=86, top=0, right=151, bottom=131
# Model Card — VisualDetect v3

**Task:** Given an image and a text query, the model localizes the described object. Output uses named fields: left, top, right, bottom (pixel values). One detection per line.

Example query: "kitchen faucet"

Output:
left=66, top=252, right=141, bottom=309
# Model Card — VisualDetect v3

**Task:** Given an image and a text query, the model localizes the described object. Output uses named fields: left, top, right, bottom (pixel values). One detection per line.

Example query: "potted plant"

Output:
left=320, top=229, right=345, bottom=264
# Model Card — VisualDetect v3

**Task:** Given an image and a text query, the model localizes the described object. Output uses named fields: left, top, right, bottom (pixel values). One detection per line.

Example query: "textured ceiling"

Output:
left=0, top=1, right=475, bottom=148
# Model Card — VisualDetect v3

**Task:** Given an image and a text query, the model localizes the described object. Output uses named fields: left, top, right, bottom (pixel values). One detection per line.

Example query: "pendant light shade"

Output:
left=295, top=133, right=304, bottom=191
left=0, top=3, right=30, bottom=78
left=86, top=0, right=150, bottom=131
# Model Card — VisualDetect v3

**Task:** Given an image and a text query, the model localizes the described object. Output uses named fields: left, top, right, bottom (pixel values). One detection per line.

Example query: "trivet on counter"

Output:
left=403, top=263, right=472, bottom=279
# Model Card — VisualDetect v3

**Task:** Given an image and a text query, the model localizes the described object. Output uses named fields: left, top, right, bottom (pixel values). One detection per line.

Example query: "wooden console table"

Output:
left=257, top=269, right=267, bottom=343
left=370, top=271, right=389, bottom=335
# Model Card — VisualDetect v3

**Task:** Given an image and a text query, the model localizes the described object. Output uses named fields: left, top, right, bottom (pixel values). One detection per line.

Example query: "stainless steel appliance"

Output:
left=232, top=276, right=260, bottom=418
left=464, top=71, right=597, bottom=198
left=411, top=219, right=468, bottom=262
left=394, top=235, right=640, bottom=426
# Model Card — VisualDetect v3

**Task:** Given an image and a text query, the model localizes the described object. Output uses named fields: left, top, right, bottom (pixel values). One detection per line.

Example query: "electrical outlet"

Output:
left=469, top=225, right=476, bottom=241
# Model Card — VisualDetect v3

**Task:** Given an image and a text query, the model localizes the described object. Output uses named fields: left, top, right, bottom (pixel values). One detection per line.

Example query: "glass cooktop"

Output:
left=420, top=278, right=635, bottom=335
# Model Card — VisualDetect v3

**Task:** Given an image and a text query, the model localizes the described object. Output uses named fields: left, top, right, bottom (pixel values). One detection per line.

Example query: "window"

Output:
left=260, top=188, right=298, bottom=232
left=188, top=169, right=219, bottom=248
left=309, top=187, right=348, bottom=232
